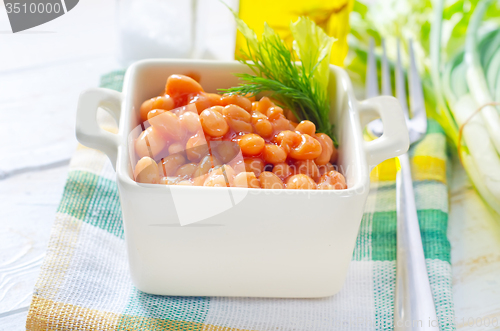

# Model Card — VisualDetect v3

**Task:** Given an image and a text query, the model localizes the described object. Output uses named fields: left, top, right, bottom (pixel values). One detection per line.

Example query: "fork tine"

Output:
left=366, top=38, right=379, bottom=98
left=396, top=40, right=409, bottom=120
left=381, top=40, right=392, bottom=96
left=408, top=40, right=427, bottom=129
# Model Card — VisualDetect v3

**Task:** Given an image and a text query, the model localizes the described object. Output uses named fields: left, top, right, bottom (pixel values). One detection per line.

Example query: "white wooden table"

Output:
left=448, top=161, right=500, bottom=330
left=0, top=0, right=119, bottom=328
left=0, top=0, right=499, bottom=329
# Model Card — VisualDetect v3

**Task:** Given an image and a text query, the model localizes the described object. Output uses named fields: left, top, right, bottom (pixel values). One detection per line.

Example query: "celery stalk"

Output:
left=348, top=0, right=500, bottom=216
left=452, top=94, right=500, bottom=202
left=465, top=0, right=500, bottom=155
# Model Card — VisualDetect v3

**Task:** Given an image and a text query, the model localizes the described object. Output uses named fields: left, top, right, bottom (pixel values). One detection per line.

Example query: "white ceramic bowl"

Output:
left=76, top=59, right=408, bottom=298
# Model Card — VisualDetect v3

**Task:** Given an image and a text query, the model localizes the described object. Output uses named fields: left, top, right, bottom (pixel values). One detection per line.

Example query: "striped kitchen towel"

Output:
left=26, top=71, right=455, bottom=331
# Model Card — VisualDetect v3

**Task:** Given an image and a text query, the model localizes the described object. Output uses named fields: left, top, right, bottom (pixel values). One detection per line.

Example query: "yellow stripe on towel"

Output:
left=412, top=156, right=446, bottom=184
left=370, top=156, right=446, bottom=184
left=370, top=158, right=399, bottom=182
left=27, top=296, right=253, bottom=331
left=26, top=296, right=120, bottom=331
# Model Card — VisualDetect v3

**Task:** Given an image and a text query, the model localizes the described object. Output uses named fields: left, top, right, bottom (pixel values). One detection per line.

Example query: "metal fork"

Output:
left=366, top=39, right=439, bottom=331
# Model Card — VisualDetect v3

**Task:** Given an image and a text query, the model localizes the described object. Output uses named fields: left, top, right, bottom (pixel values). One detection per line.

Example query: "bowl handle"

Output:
left=358, top=96, right=410, bottom=167
left=76, top=88, right=123, bottom=170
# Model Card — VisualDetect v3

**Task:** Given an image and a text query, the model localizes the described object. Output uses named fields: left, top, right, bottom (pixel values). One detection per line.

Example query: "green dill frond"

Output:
left=219, top=15, right=336, bottom=145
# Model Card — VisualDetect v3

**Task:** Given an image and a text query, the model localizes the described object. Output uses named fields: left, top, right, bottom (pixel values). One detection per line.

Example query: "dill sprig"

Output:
left=220, top=16, right=336, bottom=144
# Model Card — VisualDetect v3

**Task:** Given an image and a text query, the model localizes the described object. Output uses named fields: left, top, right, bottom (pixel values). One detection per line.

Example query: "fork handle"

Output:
left=394, top=153, right=439, bottom=330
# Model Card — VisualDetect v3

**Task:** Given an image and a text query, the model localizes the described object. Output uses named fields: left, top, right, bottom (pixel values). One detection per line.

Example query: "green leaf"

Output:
left=224, top=4, right=259, bottom=52
left=352, top=1, right=368, bottom=17
left=290, top=17, right=336, bottom=95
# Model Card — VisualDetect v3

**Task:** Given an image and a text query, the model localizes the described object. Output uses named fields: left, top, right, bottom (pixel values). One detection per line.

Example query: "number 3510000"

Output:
left=5, top=2, right=62, bottom=14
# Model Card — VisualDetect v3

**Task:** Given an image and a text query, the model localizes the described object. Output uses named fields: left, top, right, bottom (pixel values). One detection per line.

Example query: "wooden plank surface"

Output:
left=449, top=159, right=500, bottom=330
left=0, top=0, right=118, bottom=328
left=0, top=0, right=119, bottom=178
left=0, top=165, right=68, bottom=312
left=0, top=307, right=29, bottom=331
